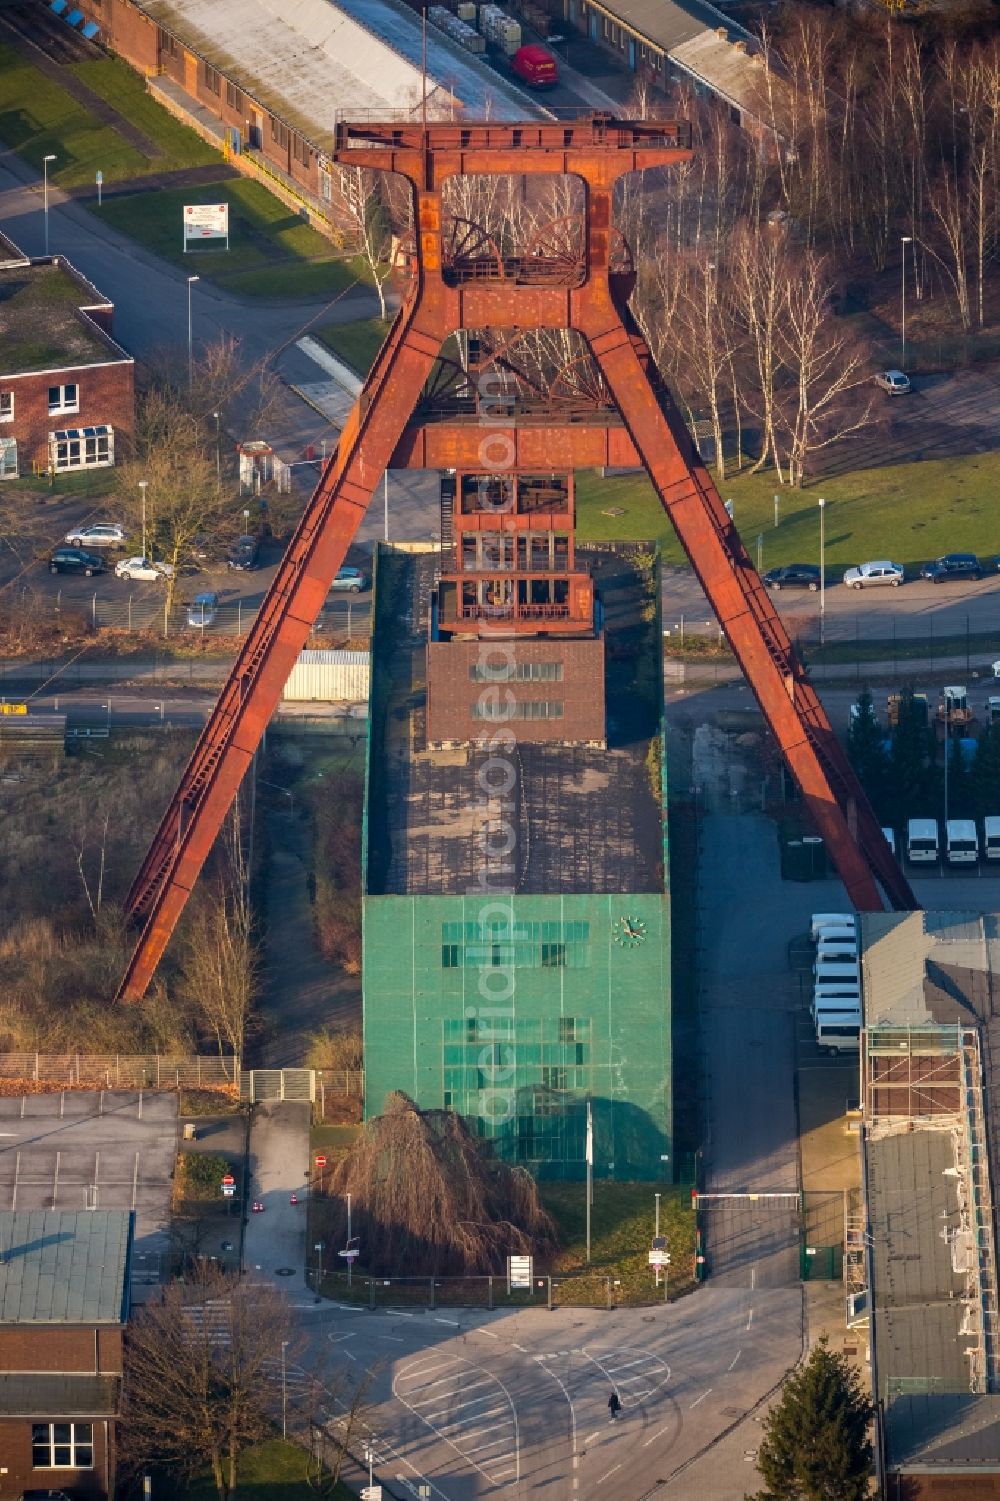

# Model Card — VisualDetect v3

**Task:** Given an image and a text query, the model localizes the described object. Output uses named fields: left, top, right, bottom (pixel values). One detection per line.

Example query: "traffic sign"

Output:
left=648, top=1249, right=670, bottom=1267
left=338, top=1249, right=359, bottom=1261
left=315, top=1154, right=327, bottom=1166
left=0, top=704, right=26, bottom=716
left=361, top=1488, right=382, bottom=1501
left=222, top=1185, right=235, bottom=1198
left=222, top=1174, right=235, bottom=1186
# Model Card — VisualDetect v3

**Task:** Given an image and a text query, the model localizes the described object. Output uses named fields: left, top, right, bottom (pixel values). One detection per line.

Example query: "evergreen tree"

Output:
left=746, top=1338, right=873, bottom=1501
left=973, top=726, right=1000, bottom=818
left=942, top=733, right=973, bottom=820
left=889, top=689, right=934, bottom=824
left=846, top=688, right=889, bottom=819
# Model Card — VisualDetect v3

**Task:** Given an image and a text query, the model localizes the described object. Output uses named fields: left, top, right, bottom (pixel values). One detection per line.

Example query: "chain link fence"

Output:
left=0, top=1052, right=238, bottom=1088
left=309, top=1268, right=667, bottom=1310
left=24, top=587, right=374, bottom=641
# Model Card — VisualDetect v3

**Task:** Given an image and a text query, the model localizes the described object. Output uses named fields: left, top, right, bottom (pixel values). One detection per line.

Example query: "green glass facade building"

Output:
left=362, top=545, right=671, bottom=1181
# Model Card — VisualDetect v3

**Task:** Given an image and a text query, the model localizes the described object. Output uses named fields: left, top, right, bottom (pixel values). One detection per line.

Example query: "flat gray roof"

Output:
left=587, top=0, right=748, bottom=53
left=0, top=260, right=127, bottom=377
left=0, top=1090, right=178, bottom=1262
left=0, top=1210, right=131, bottom=1325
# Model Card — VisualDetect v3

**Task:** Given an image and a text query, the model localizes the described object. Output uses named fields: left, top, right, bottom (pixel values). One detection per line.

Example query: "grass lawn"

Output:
left=69, top=55, right=219, bottom=170
left=98, top=180, right=369, bottom=297
left=315, top=317, right=392, bottom=375
left=156, top=1438, right=355, bottom=1501
left=540, top=1180, right=695, bottom=1304
left=0, top=39, right=147, bottom=186
left=576, top=449, right=1000, bottom=573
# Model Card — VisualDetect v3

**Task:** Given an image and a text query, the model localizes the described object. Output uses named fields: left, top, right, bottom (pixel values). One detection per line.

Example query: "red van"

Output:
left=511, top=44, right=558, bottom=86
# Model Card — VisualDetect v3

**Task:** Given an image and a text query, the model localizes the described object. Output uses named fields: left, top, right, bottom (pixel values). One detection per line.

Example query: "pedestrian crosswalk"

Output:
left=394, top=1353, right=519, bottom=1487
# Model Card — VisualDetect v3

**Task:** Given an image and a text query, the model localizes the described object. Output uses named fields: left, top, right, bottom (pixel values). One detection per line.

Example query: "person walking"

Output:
left=608, top=1391, right=622, bottom=1422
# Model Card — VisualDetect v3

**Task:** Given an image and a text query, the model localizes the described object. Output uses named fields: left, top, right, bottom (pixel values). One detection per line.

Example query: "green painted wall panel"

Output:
left=363, top=890, right=671, bottom=1180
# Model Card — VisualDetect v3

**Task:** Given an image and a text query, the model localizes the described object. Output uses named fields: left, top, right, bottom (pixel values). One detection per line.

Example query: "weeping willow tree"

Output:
left=321, top=1092, right=556, bottom=1276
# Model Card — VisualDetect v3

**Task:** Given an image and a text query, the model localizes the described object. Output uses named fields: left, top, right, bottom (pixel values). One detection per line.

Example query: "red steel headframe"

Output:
left=116, top=116, right=916, bottom=1001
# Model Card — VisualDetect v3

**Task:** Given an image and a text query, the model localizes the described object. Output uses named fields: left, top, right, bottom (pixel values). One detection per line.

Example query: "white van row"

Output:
left=905, top=817, right=1000, bottom=866
left=810, top=912, right=861, bottom=1052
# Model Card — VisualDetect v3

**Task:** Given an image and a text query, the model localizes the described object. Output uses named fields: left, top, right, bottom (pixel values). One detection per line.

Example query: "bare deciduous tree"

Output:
left=179, top=813, right=258, bottom=1060
left=119, top=1269, right=296, bottom=1501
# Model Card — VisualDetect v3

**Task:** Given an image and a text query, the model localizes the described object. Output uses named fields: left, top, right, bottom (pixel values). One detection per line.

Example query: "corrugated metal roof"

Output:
left=0, top=1210, right=131, bottom=1325
left=670, top=30, right=780, bottom=123
left=298, top=650, right=369, bottom=666
left=140, top=0, right=539, bottom=139
left=588, top=0, right=748, bottom=54
left=0, top=1373, right=119, bottom=1416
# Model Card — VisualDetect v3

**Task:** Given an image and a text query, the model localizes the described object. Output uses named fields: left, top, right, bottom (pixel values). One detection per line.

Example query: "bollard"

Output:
left=368, top=1279, right=376, bottom=1310
left=429, top=1277, right=436, bottom=1311
left=488, top=1275, right=494, bottom=1311
left=547, top=1275, right=553, bottom=1311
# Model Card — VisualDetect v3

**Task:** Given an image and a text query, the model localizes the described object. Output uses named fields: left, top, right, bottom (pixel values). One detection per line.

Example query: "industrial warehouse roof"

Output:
left=0, top=1210, right=131, bottom=1325
left=860, top=911, right=1000, bottom=1474
left=587, top=0, right=748, bottom=52
left=139, top=0, right=540, bottom=139
left=366, top=547, right=664, bottom=897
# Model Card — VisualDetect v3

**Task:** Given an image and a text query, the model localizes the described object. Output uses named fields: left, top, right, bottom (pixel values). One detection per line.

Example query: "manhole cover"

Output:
left=275, top=1267, right=296, bottom=1277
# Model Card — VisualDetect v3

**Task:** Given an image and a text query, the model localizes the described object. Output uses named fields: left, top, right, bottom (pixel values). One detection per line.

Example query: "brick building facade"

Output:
left=0, top=1209, right=132, bottom=1501
left=0, top=237, right=134, bottom=480
left=427, top=636, right=607, bottom=746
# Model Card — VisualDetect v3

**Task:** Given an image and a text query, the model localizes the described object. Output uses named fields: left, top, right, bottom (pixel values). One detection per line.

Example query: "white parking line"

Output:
left=584, top=1431, right=602, bottom=1445
left=597, top=1465, right=622, bottom=1484
left=642, top=1424, right=674, bottom=1449
left=728, top=1350, right=742, bottom=1371
left=689, top=1390, right=713, bottom=1410
left=435, top=1317, right=460, bottom=1326
left=403, top=1357, right=457, bottom=1379
left=746, top=1308, right=754, bottom=1330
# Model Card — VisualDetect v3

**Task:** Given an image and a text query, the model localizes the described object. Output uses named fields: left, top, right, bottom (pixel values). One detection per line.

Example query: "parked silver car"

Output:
left=843, top=560, right=904, bottom=589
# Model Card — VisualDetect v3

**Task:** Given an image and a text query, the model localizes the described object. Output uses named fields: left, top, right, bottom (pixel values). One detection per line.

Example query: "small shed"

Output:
left=282, top=649, right=370, bottom=702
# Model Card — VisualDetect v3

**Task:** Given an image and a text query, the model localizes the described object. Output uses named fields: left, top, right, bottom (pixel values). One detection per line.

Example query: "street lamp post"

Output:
left=901, top=236, right=912, bottom=372
left=213, top=411, right=221, bottom=490
left=314, top=1240, right=323, bottom=1290
left=139, top=480, right=148, bottom=561
left=346, top=1191, right=352, bottom=1287
left=187, top=275, right=200, bottom=387
left=281, top=1339, right=289, bottom=1439
left=818, top=498, right=827, bottom=645
left=42, top=154, right=57, bottom=257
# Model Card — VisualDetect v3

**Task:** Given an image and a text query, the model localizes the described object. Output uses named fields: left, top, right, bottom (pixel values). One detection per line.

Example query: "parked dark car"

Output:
left=48, top=546, right=106, bottom=577
left=919, top=552, right=983, bottom=583
left=762, top=563, right=823, bottom=592
left=227, top=535, right=260, bottom=571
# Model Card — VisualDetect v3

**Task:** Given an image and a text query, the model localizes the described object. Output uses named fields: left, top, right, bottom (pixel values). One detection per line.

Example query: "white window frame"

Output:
left=0, top=392, right=12, bottom=422
left=32, top=1421, right=95, bottom=1469
left=0, top=436, right=17, bottom=479
left=48, top=382, right=79, bottom=416
left=49, top=425, right=114, bottom=472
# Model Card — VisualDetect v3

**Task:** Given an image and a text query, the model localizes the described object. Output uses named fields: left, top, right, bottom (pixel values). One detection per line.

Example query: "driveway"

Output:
left=244, top=1099, right=311, bottom=1295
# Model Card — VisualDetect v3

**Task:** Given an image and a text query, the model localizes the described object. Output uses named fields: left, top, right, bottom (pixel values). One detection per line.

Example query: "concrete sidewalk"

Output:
left=244, top=1100, right=311, bottom=1295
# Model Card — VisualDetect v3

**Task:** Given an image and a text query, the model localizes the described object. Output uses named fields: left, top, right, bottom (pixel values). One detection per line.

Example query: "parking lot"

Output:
left=0, top=1090, right=177, bottom=1262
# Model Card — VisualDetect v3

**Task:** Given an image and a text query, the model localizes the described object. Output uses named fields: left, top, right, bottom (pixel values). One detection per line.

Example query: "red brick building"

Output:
left=0, top=236, right=134, bottom=481
left=0, top=1209, right=132, bottom=1500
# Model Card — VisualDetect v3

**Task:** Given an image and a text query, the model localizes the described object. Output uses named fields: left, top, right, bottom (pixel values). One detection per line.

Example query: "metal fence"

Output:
left=310, top=1268, right=682, bottom=1311
left=0, top=1052, right=238, bottom=1088
left=23, top=590, right=374, bottom=642
left=239, top=1068, right=363, bottom=1103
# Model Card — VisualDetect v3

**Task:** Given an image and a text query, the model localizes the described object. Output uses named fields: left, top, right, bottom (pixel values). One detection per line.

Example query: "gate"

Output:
left=239, top=1068, right=315, bottom=1103
left=693, top=1191, right=803, bottom=1287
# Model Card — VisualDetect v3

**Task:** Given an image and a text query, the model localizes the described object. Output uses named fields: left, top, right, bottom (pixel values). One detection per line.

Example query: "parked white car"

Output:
left=64, top=522, right=127, bottom=549
left=875, top=369, right=911, bottom=395
left=115, top=556, right=175, bottom=582
left=843, top=560, right=904, bottom=589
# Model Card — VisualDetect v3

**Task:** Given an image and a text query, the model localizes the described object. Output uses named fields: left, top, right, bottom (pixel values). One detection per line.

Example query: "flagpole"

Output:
left=585, top=1099, right=593, bottom=1265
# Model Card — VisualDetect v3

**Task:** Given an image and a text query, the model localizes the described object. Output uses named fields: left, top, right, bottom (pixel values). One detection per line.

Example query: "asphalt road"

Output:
left=290, top=1290, right=801, bottom=1501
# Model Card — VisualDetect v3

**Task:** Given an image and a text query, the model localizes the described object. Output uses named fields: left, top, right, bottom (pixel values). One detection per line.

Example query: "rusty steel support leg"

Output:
left=116, top=303, right=446, bottom=1000
left=583, top=305, right=917, bottom=913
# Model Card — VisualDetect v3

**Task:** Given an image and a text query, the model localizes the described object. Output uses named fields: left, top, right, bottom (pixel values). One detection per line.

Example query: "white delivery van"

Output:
left=946, top=819, right=978, bottom=865
left=984, top=817, right=1000, bottom=861
left=814, top=925, right=857, bottom=946
left=814, top=981, right=862, bottom=1004
left=815, top=1011, right=862, bottom=1054
left=907, top=818, right=939, bottom=864
left=813, top=992, right=861, bottom=1024
left=882, top=827, right=896, bottom=855
left=810, top=912, right=856, bottom=941
left=816, top=939, right=859, bottom=962
left=815, top=957, right=861, bottom=985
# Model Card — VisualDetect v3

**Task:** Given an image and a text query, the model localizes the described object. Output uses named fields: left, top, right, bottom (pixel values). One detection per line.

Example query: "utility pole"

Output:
left=585, top=1099, right=593, bottom=1265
